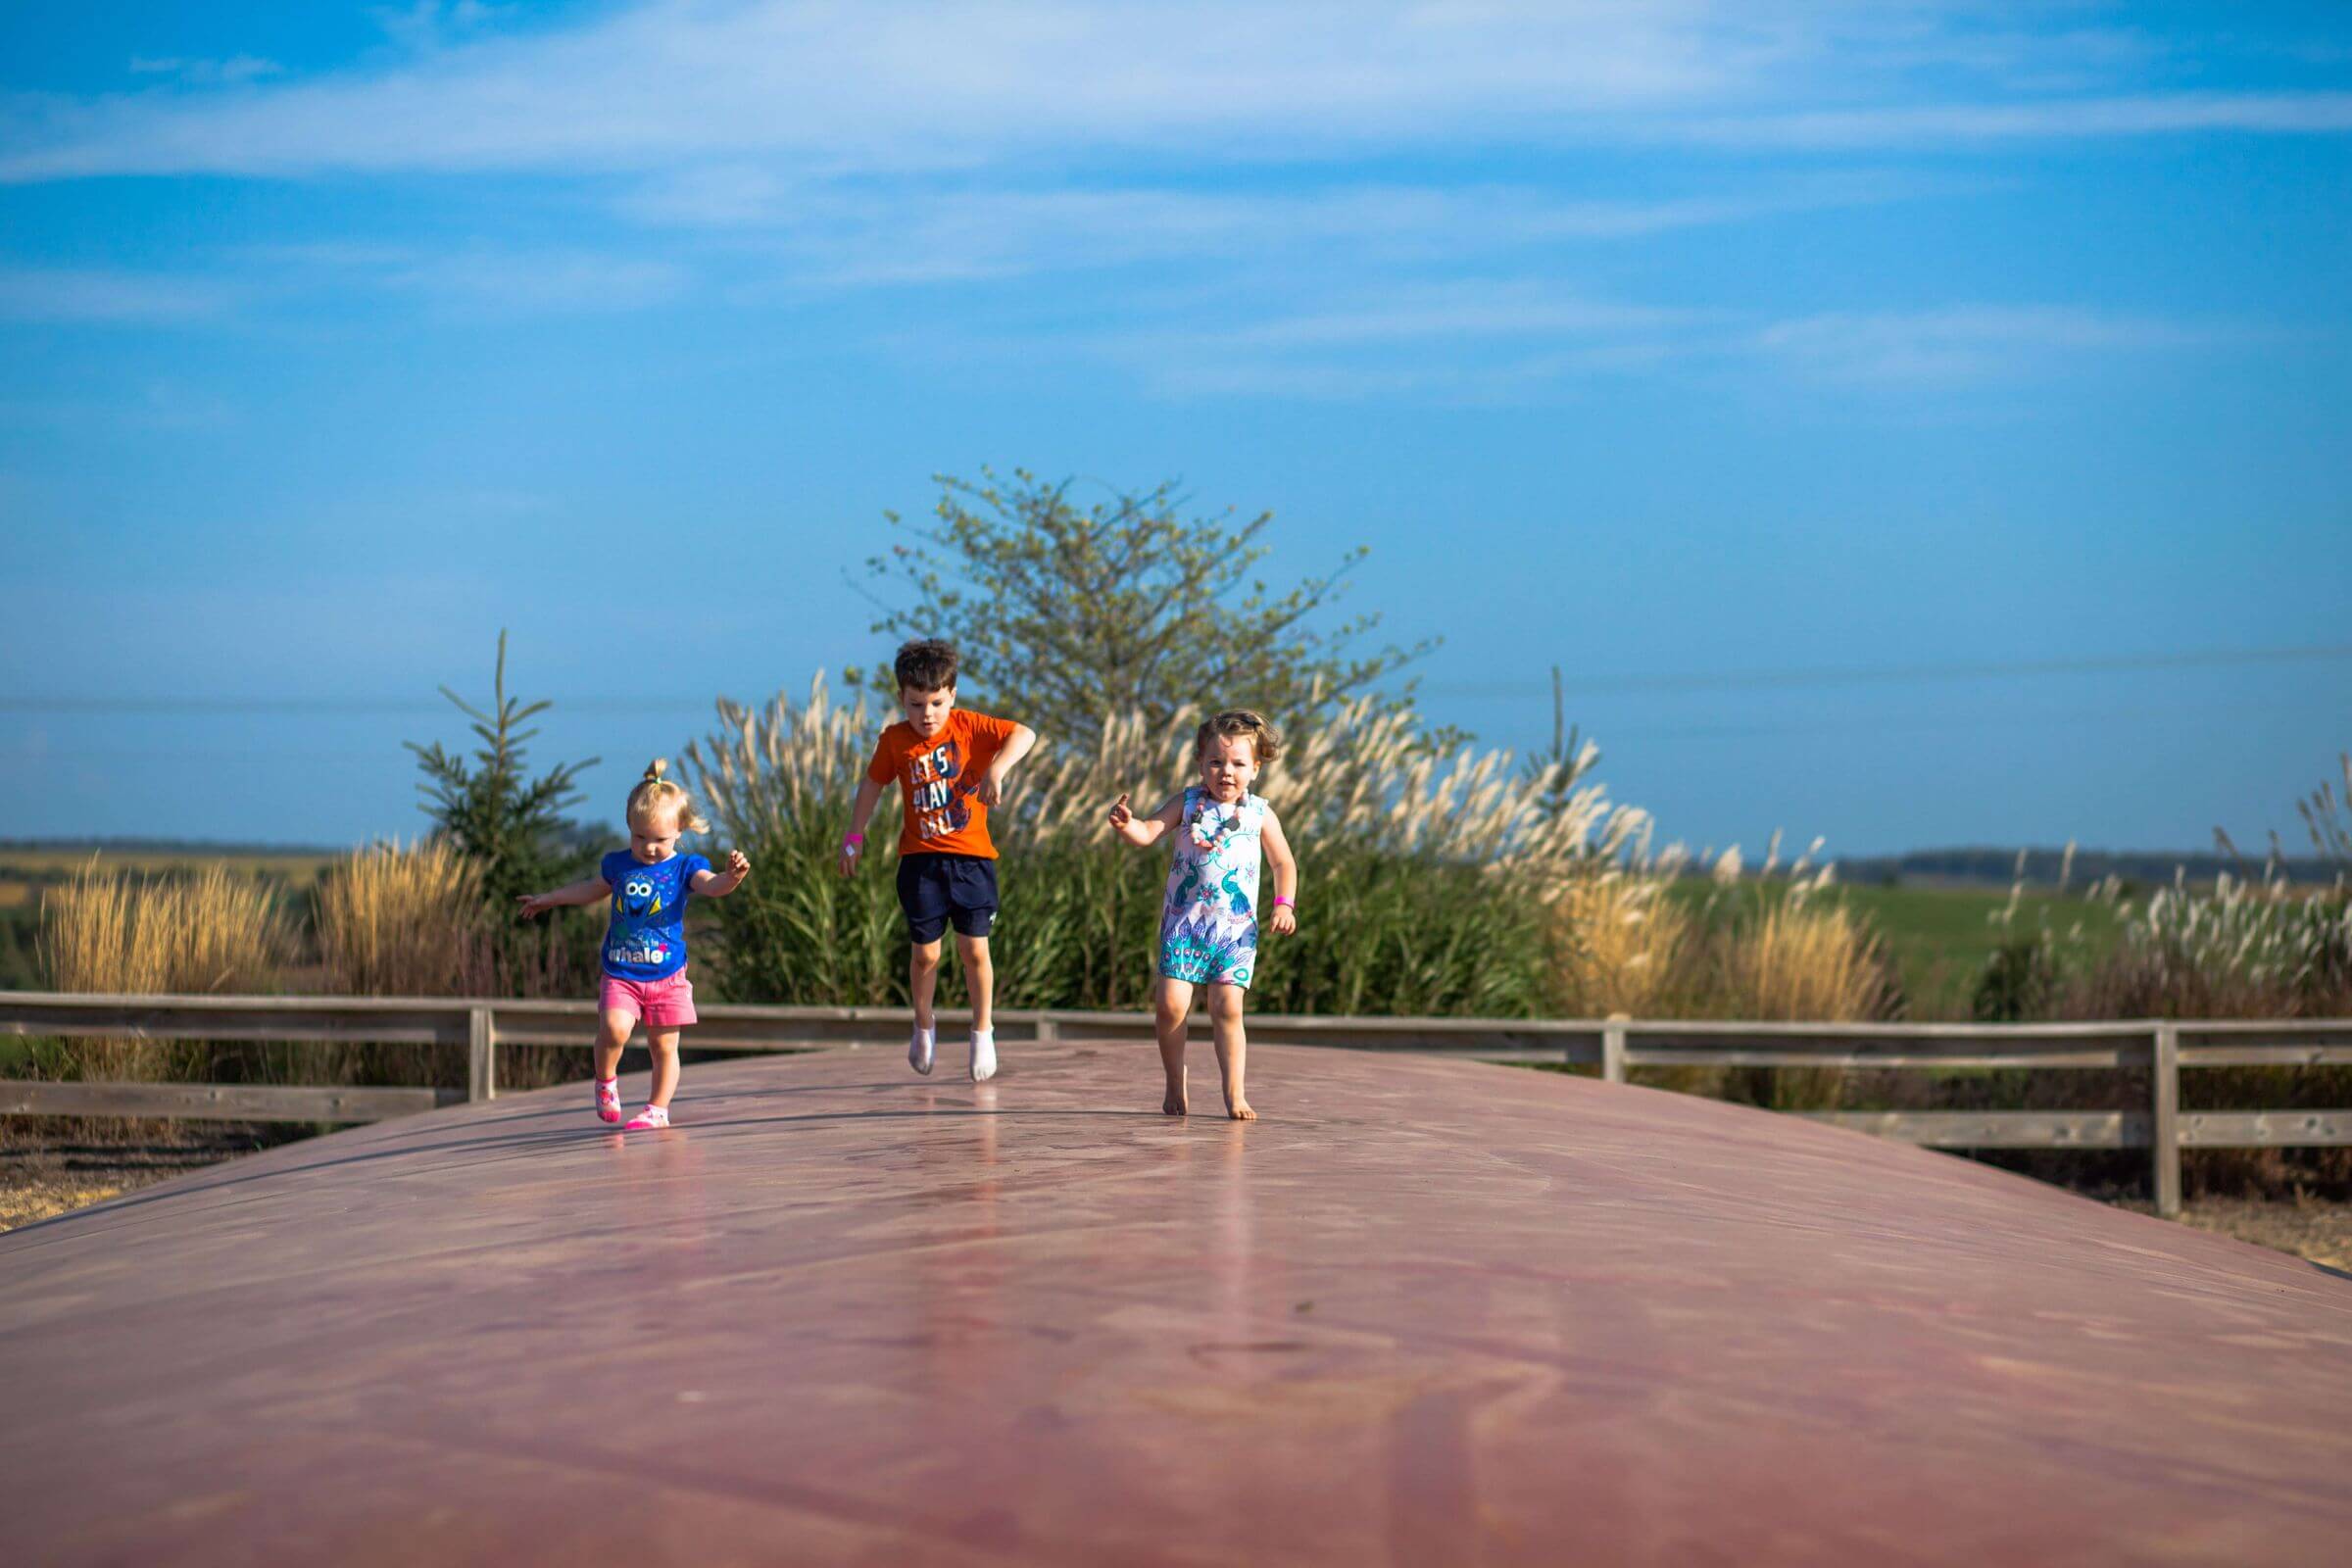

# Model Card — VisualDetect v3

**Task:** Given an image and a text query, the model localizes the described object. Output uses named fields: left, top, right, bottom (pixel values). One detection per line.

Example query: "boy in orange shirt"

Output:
left=840, top=639, right=1040, bottom=1081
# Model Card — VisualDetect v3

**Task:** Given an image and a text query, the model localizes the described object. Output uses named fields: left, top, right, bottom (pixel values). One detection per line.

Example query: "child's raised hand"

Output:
left=1107, top=792, right=1133, bottom=830
left=515, top=892, right=552, bottom=921
left=724, top=850, right=751, bottom=882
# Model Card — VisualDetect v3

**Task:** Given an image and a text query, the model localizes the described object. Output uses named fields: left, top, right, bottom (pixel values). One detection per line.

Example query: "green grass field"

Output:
left=1661, top=879, right=2126, bottom=1019
left=1837, top=884, right=2124, bottom=1017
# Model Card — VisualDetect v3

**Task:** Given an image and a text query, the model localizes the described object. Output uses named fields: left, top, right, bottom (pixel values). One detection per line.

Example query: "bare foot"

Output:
left=1224, top=1091, right=1255, bottom=1121
left=1163, top=1068, right=1188, bottom=1116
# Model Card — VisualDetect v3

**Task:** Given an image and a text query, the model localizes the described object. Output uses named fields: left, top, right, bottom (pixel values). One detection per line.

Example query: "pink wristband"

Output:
left=1273, top=895, right=1294, bottom=907
left=844, top=833, right=864, bottom=846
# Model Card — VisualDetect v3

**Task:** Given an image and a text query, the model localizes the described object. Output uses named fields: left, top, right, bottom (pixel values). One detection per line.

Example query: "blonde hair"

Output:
left=626, top=759, right=710, bottom=835
left=1195, top=710, right=1282, bottom=768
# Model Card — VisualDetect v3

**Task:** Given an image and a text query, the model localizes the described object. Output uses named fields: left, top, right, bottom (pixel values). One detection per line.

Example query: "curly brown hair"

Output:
left=1195, top=709, right=1282, bottom=768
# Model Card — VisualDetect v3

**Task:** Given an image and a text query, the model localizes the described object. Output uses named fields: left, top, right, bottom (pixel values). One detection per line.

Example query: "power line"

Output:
left=0, top=697, right=716, bottom=716
left=3, top=642, right=2347, bottom=715
left=1427, top=641, right=2352, bottom=700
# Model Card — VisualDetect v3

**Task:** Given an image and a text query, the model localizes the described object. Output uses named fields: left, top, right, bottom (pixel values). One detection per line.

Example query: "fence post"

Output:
left=2151, top=1021, right=2180, bottom=1218
left=467, top=1006, right=497, bottom=1102
left=1036, top=1014, right=1061, bottom=1045
left=1602, top=1018, right=1629, bottom=1085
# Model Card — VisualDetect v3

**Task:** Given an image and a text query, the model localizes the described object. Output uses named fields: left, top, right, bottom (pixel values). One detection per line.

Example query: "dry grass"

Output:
left=36, top=859, right=293, bottom=1083
left=41, top=858, right=292, bottom=999
left=317, top=841, right=498, bottom=998
left=1722, top=899, right=1892, bottom=1023
left=1550, top=872, right=1693, bottom=1017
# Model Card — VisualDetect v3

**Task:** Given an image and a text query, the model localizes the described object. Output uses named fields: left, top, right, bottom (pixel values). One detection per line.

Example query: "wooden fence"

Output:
left=4, top=992, right=2348, bottom=1217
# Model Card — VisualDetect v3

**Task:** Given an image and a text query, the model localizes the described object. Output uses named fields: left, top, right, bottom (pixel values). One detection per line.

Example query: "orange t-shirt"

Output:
left=865, top=709, right=1021, bottom=858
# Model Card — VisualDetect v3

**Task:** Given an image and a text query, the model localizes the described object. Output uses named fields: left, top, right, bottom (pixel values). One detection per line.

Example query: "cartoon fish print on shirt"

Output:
left=615, top=873, right=663, bottom=917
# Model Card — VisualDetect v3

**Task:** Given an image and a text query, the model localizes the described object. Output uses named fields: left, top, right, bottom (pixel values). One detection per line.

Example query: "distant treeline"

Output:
left=1839, top=847, right=2341, bottom=889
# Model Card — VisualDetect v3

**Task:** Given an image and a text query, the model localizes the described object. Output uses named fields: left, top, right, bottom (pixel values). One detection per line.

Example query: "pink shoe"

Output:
left=595, top=1078, right=621, bottom=1124
left=623, top=1103, right=670, bottom=1132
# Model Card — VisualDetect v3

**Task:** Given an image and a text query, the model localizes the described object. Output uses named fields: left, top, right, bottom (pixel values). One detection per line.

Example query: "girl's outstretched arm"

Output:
left=1107, top=791, right=1184, bottom=847
left=692, top=851, right=752, bottom=897
left=1261, top=809, right=1298, bottom=935
left=516, top=875, right=611, bottom=920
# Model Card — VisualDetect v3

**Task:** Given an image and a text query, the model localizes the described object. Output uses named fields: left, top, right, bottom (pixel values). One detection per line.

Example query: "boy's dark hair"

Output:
left=894, top=638, right=959, bottom=694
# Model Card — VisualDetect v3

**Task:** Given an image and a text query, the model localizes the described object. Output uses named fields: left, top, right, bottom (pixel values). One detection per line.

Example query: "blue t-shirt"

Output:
left=598, top=850, right=710, bottom=981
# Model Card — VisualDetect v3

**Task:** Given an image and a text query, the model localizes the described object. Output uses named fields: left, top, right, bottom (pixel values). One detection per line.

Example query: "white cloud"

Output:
left=10, top=1, right=2342, bottom=187
left=0, top=267, right=228, bottom=323
left=1678, top=91, right=2352, bottom=147
left=250, top=243, right=689, bottom=314
left=1752, top=306, right=2220, bottom=382
left=1218, top=281, right=1696, bottom=347
left=127, top=56, right=284, bottom=85
left=630, top=173, right=1939, bottom=295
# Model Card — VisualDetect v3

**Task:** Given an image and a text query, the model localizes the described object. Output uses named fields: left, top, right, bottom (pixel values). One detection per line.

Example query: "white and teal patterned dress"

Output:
left=1159, top=785, right=1267, bottom=988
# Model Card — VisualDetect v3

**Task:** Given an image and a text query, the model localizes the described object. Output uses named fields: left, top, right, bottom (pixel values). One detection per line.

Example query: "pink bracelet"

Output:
left=843, top=833, right=864, bottom=846
left=1273, top=895, right=1294, bottom=907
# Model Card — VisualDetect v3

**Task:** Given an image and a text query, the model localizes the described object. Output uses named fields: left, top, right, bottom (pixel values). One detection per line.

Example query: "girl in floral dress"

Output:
left=1107, top=710, right=1298, bottom=1119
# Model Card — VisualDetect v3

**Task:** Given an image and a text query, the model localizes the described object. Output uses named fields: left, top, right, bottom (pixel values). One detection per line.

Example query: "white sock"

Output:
left=908, top=1025, right=936, bottom=1076
left=968, top=1028, right=997, bottom=1083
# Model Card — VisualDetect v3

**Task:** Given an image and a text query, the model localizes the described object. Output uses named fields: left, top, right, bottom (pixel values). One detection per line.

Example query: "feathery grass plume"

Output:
left=317, top=841, right=498, bottom=998
left=37, top=858, right=293, bottom=1083
left=2300, top=752, right=2352, bottom=868
left=685, top=676, right=1650, bottom=1014
left=1549, top=871, right=1692, bottom=1018
left=1726, top=900, right=1891, bottom=1023
left=312, top=841, right=585, bottom=1091
left=1715, top=898, right=1891, bottom=1111
left=2080, top=862, right=2352, bottom=1019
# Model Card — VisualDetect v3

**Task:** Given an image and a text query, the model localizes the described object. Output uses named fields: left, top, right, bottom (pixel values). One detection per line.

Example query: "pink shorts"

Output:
left=599, top=969, right=698, bottom=1028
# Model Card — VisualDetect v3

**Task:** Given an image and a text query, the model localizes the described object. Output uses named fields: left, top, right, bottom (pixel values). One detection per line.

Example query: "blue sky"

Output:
left=2, top=1, right=2348, bottom=858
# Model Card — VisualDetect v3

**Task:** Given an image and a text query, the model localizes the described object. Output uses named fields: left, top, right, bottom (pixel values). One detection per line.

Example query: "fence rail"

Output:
left=5, top=992, right=2349, bottom=1217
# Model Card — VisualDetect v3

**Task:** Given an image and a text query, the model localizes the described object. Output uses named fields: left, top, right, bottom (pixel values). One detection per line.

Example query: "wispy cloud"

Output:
left=1052, top=277, right=1710, bottom=402
left=658, top=174, right=1936, bottom=289
left=1752, top=306, right=2224, bottom=382
left=0, top=267, right=228, bottom=323
left=127, top=56, right=283, bottom=86
left=1678, top=91, right=2352, bottom=147
left=1215, top=281, right=1697, bottom=348
left=1059, top=290, right=2227, bottom=402
left=249, top=243, right=689, bottom=315
left=6, top=2, right=2346, bottom=186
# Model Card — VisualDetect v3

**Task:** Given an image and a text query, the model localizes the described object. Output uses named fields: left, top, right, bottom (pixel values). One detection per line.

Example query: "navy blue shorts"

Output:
left=897, top=853, right=999, bottom=944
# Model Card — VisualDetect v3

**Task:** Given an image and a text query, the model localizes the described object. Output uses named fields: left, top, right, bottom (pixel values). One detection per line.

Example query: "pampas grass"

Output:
left=37, top=858, right=293, bottom=1083
left=318, top=841, right=499, bottom=998
left=685, top=675, right=1650, bottom=1014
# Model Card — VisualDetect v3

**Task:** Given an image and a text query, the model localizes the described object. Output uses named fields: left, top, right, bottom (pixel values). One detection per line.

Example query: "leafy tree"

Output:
left=851, top=469, right=1436, bottom=743
left=407, top=632, right=600, bottom=985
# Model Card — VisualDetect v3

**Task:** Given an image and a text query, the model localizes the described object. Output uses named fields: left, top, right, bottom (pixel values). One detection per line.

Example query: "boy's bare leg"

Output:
left=909, top=939, right=943, bottom=1029
left=647, top=1029, right=681, bottom=1108
left=1154, top=978, right=1193, bottom=1115
left=956, top=933, right=994, bottom=1033
left=594, top=1008, right=633, bottom=1082
left=1207, top=983, right=1253, bottom=1120
left=957, top=933, right=997, bottom=1081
